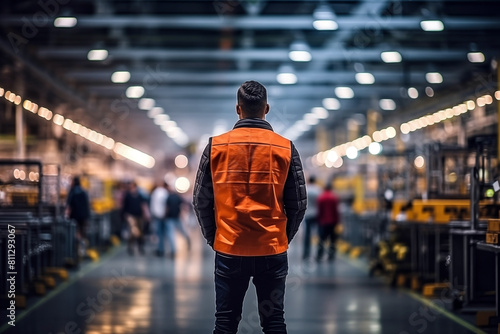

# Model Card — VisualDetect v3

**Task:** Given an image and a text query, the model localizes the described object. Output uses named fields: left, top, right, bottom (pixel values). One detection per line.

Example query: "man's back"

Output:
left=318, top=190, right=340, bottom=226
left=210, top=123, right=292, bottom=256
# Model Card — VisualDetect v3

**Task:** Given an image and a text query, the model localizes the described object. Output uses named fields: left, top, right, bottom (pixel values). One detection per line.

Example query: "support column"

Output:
left=15, top=66, right=25, bottom=159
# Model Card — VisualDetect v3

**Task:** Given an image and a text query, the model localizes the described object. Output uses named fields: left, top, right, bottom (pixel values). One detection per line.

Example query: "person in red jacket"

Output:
left=317, top=183, right=340, bottom=262
left=193, top=80, right=307, bottom=334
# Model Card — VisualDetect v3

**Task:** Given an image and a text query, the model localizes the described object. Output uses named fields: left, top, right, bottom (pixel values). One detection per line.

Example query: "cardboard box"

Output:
left=488, top=219, right=500, bottom=232
left=486, top=232, right=499, bottom=244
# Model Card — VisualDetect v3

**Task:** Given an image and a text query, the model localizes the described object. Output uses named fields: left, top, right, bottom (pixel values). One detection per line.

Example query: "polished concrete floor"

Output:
left=0, top=226, right=491, bottom=334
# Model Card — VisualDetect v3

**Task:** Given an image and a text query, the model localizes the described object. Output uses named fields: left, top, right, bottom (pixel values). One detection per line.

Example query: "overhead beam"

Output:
left=38, top=47, right=470, bottom=62
left=2, top=15, right=499, bottom=30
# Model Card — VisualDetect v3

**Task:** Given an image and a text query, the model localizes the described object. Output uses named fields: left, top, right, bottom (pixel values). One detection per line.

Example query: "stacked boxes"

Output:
left=486, top=219, right=500, bottom=244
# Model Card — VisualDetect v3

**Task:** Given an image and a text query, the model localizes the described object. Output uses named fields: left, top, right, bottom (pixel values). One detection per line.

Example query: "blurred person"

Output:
left=316, top=183, right=340, bottom=262
left=193, top=80, right=307, bottom=334
left=122, top=181, right=149, bottom=255
left=302, top=175, right=321, bottom=260
left=165, top=183, right=191, bottom=258
left=65, top=176, right=91, bottom=258
left=150, top=181, right=169, bottom=257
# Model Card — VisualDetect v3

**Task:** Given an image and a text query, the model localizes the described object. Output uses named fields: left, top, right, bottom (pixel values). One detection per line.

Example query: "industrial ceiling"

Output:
left=1, top=0, right=500, bottom=167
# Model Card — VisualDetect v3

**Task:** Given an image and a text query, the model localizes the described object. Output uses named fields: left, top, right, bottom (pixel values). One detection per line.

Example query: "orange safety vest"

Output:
left=210, top=127, right=291, bottom=256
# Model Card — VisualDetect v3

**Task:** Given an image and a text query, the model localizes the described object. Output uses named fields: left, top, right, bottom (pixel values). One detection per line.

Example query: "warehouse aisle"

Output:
left=1, top=230, right=484, bottom=334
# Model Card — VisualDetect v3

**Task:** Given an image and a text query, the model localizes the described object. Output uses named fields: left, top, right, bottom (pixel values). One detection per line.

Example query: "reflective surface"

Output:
left=2, top=229, right=485, bottom=334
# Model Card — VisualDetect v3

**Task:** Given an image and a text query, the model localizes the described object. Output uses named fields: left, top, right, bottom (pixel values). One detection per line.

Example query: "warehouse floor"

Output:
left=0, top=229, right=493, bottom=334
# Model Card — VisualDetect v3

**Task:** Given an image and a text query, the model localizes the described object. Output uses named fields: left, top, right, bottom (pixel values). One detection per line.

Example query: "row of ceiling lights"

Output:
left=111, top=71, right=188, bottom=147
left=0, top=87, right=156, bottom=169
left=312, top=91, right=500, bottom=169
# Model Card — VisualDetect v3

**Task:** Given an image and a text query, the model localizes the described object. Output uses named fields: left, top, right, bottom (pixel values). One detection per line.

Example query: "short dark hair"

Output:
left=237, top=80, right=267, bottom=117
left=73, top=176, right=80, bottom=187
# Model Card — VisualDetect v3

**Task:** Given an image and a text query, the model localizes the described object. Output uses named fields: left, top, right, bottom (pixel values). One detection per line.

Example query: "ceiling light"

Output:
left=467, top=52, right=485, bottom=63
left=368, top=142, right=382, bottom=155
left=277, top=65, right=297, bottom=85
left=420, top=20, right=444, bottom=31
left=304, top=113, right=319, bottom=125
left=355, top=73, right=375, bottom=85
left=126, top=86, right=144, bottom=98
left=322, top=98, right=340, bottom=110
left=400, top=123, right=410, bottom=134
left=346, top=146, right=358, bottom=160
left=425, top=72, right=443, bottom=84
left=495, top=91, right=500, bottom=100
left=154, top=114, right=170, bottom=125
left=425, top=87, right=434, bottom=97
left=111, top=71, right=130, bottom=83
left=313, top=4, right=338, bottom=31
left=379, top=99, right=396, bottom=111
left=53, top=114, right=64, bottom=126
left=381, top=51, right=402, bottom=63
left=175, top=177, right=190, bottom=193
left=312, top=107, right=329, bottom=119
left=295, top=120, right=310, bottom=132
left=408, top=87, right=419, bottom=99
left=138, top=98, right=155, bottom=110
left=335, top=87, right=354, bottom=99
left=289, top=41, right=312, bottom=62
left=87, top=49, right=108, bottom=61
left=0, top=88, right=4, bottom=97
left=466, top=100, right=475, bottom=109
left=148, top=107, right=164, bottom=118
left=175, top=155, right=189, bottom=169
left=54, top=17, right=77, bottom=28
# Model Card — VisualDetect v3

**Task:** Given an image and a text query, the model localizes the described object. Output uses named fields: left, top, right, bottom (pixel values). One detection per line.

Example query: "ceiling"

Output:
left=1, top=0, right=500, bottom=166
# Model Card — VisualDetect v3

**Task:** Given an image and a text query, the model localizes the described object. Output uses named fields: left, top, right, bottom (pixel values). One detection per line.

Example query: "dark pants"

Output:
left=317, top=224, right=337, bottom=261
left=302, top=217, right=317, bottom=259
left=214, top=252, right=288, bottom=334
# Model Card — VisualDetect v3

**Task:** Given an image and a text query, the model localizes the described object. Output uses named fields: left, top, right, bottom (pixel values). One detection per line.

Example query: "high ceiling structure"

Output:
left=1, top=0, right=500, bottom=166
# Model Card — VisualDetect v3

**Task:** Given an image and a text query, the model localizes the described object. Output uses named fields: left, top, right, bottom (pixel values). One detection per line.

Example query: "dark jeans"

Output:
left=214, top=252, right=288, bottom=334
left=302, top=217, right=317, bottom=259
left=317, top=224, right=337, bottom=261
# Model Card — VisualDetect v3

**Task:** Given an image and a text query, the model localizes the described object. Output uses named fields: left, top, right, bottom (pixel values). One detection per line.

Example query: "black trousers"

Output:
left=213, top=251, right=288, bottom=334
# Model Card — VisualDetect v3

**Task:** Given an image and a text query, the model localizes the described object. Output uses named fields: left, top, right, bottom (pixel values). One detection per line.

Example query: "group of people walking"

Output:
left=121, top=180, right=191, bottom=257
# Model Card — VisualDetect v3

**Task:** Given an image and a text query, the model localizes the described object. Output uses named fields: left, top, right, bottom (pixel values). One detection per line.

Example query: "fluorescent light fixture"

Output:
left=467, top=52, right=485, bottom=63
left=408, top=87, right=419, bottom=99
left=313, top=4, right=338, bottom=30
left=425, top=87, right=434, bottom=97
left=138, top=98, right=155, bottom=110
left=148, top=107, right=164, bottom=118
left=495, top=91, right=500, bottom=100
left=312, top=107, right=329, bottom=119
left=322, top=98, right=340, bottom=110
left=381, top=51, right=402, bottom=63
left=335, top=87, right=354, bottom=99
left=355, top=73, right=375, bottom=84
left=154, top=114, right=170, bottom=125
left=289, top=50, right=312, bottom=62
left=111, top=71, right=130, bottom=83
left=304, top=113, right=319, bottom=125
left=175, top=177, right=190, bottom=193
left=113, top=142, right=155, bottom=168
left=289, top=41, right=311, bottom=62
left=346, top=146, right=358, bottom=160
left=295, top=120, right=310, bottom=132
left=420, top=20, right=444, bottom=32
left=379, top=99, right=396, bottom=110
left=276, top=72, right=297, bottom=85
left=87, top=49, right=108, bottom=61
left=425, top=72, right=443, bottom=84
left=175, top=155, right=189, bottom=169
left=53, top=114, right=65, bottom=126
left=54, top=17, right=77, bottom=28
left=368, top=142, right=382, bottom=155
left=126, top=86, right=145, bottom=98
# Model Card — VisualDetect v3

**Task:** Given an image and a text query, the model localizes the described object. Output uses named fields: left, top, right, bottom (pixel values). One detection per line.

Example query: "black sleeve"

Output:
left=192, top=139, right=216, bottom=247
left=283, top=141, right=307, bottom=243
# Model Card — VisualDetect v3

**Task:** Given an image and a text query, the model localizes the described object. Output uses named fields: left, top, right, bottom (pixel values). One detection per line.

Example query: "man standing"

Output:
left=66, top=176, right=91, bottom=258
left=193, top=80, right=307, bottom=334
left=122, top=181, right=149, bottom=256
left=150, top=181, right=169, bottom=257
left=317, top=183, right=340, bottom=262
left=302, top=175, right=321, bottom=260
left=165, top=183, right=191, bottom=258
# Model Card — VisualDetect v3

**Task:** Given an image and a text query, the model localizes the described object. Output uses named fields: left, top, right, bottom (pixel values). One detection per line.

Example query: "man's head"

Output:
left=308, top=175, right=316, bottom=184
left=236, top=80, right=270, bottom=119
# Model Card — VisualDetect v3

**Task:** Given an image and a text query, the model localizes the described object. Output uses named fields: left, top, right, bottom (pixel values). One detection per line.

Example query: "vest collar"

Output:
left=233, top=118, right=274, bottom=131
